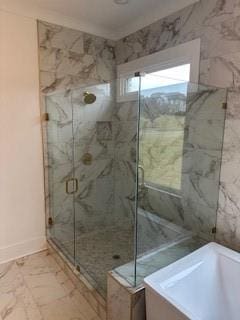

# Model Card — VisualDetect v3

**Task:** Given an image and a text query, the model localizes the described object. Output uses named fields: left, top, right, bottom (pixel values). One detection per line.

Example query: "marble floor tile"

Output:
left=24, top=272, right=67, bottom=306
left=51, top=222, right=134, bottom=297
left=39, top=296, right=86, bottom=320
left=0, top=250, right=102, bottom=320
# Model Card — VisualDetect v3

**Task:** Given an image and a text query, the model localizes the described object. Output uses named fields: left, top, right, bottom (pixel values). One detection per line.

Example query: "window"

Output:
left=126, top=64, right=190, bottom=92
left=117, top=39, right=200, bottom=193
left=117, top=39, right=200, bottom=102
left=139, top=68, right=190, bottom=192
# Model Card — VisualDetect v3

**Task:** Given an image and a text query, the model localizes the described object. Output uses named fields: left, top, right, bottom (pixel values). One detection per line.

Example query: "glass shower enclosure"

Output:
left=44, top=75, right=227, bottom=297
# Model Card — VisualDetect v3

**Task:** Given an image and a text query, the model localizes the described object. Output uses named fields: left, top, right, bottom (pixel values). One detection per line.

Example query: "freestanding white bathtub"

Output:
left=144, top=242, right=240, bottom=320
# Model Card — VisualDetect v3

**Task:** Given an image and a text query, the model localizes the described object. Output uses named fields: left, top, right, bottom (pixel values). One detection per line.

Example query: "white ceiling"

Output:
left=0, top=0, right=198, bottom=39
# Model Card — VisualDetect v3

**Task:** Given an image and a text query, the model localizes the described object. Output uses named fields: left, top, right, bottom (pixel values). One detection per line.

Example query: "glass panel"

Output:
left=45, top=90, right=75, bottom=262
left=72, top=81, right=135, bottom=296
left=113, top=77, right=140, bottom=287
left=139, top=82, right=188, bottom=192
left=44, top=74, right=227, bottom=294
left=135, top=74, right=227, bottom=286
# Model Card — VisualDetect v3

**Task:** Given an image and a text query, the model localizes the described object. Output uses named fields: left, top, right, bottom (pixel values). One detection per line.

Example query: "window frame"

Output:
left=117, top=39, right=201, bottom=102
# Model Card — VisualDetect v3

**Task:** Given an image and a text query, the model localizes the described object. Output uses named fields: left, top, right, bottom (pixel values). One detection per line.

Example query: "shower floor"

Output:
left=74, top=225, right=134, bottom=295
left=51, top=223, right=134, bottom=296
left=51, top=210, right=206, bottom=297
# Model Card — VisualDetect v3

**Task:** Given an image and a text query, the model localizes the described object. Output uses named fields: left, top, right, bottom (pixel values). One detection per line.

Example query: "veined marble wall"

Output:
left=138, top=85, right=226, bottom=243
left=113, top=100, right=138, bottom=225
left=38, top=21, right=117, bottom=251
left=39, top=0, right=240, bottom=271
left=38, top=21, right=116, bottom=94
left=116, top=0, right=240, bottom=250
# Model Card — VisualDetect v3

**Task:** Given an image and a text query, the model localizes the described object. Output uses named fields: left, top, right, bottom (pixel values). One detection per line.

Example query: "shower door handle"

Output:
left=66, top=178, right=78, bottom=194
left=138, top=165, right=145, bottom=187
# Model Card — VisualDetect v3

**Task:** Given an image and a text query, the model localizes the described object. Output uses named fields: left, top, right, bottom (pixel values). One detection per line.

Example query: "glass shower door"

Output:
left=71, top=82, right=116, bottom=296
left=45, top=90, right=76, bottom=262
left=45, top=81, right=136, bottom=297
left=71, top=81, right=135, bottom=297
left=135, top=74, right=227, bottom=286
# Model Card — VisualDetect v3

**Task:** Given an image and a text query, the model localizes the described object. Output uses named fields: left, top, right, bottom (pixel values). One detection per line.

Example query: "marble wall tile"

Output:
left=116, top=0, right=240, bottom=64
left=74, top=159, right=115, bottom=230
left=97, top=122, right=112, bottom=141
left=38, top=21, right=84, bottom=53
left=182, top=172, right=219, bottom=208
left=200, top=52, right=240, bottom=88
left=113, top=121, right=137, bottom=143
left=73, top=120, right=113, bottom=161
left=107, top=272, right=145, bottom=320
left=137, top=85, right=226, bottom=242
left=113, top=121, right=137, bottom=162
left=112, top=100, right=138, bottom=229
left=72, top=83, right=115, bottom=122
left=107, top=273, right=131, bottom=320
left=182, top=148, right=221, bottom=181
left=40, top=72, right=100, bottom=94
left=115, top=0, right=240, bottom=249
left=114, top=141, right=136, bottom=163
left=183, top=201, right=216, bottom=240
left=113, top=160, right=136, bottom=226
left=113, top=101, right=138, bottom=122
left=226, top=89, right=240, bottom=119
left=83, top=33, right=116, bottom=82
left=115, top=5, right=195, bottom=64
left=136, top=208, right=191, bottom=255
left=140, top=188, right=216, bottom=241
left=39, top=0, right=240, bottom=307
left=44, top=82, right=119, bottom=303
left=39, top=19, right=118, bottom=260
left=139, top=188, right=184, bottom=225
left=45, top=89, right=76, bottom=253
left=44, top=89, right=74, bottom=238
left=186, top=87, right=226, bottom=121
left=39, top=21, right=116, bottom=93
left=216, top=118, right=240, bottom=249
left=131, top=288, right=146, bottom=320
left=39, top=50, right=99, bottom=94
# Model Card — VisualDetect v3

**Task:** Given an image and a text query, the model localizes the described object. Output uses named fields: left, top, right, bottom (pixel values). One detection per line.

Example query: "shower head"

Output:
left=83, top=92, right=96, bottom=104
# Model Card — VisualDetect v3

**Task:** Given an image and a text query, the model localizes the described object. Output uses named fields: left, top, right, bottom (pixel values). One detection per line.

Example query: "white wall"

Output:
left=0, top=0, right=199, bottom=40
left=0, top=10, right=46, bottom=263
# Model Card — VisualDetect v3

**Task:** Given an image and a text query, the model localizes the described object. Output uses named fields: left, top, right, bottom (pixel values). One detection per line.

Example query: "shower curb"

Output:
left=107, top=271, right=146, bottom=320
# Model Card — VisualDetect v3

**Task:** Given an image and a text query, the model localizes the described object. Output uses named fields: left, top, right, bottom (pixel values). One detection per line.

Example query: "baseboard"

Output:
left=0, top=236, right=47, bottom=264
